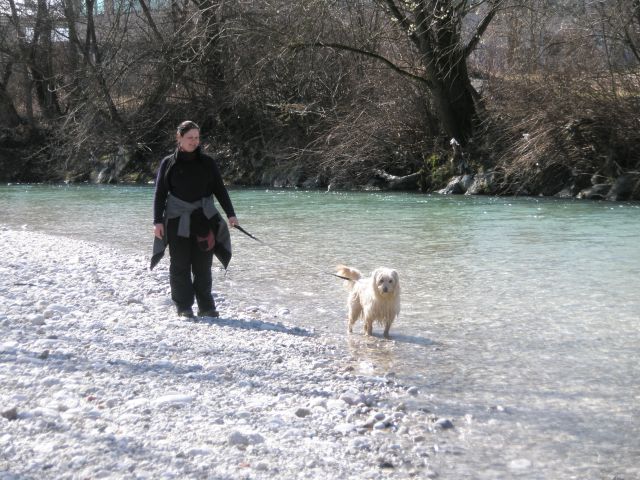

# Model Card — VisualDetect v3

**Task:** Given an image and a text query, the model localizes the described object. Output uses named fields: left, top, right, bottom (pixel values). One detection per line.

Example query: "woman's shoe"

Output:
left=198, top=309, right=219, bottom=318
left=177, top=309, right=195, bottom=319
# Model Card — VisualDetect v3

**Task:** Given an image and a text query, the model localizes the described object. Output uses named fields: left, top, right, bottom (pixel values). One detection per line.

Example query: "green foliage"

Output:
left=418, top=153, right=453, bottom=192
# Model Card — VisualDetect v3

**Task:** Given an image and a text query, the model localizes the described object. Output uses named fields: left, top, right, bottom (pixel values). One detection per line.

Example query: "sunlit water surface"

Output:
left=1, top=184, right=639, bottom=479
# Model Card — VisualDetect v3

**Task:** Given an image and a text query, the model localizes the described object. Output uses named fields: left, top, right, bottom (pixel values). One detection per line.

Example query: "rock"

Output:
left=1, top=407, right=18, bottom=421
left=434, top=418, right=454, bottom=430
left=124, top=398, right=149, bottom=410
left=407, top=386, right=419, bottom=396
left=373, top=412, right=386, bottom=421
left=42, top=304, right=71, bottom=320
left=489, top=405, right=511, bottom=414
left=152, top=394, right=195, bottom=407
left=606, top=175, right=636, bottom=201
left=466, top=171, right=496, bottom=195
left=438, top=176, right=465, bottom=194
left=0, top=341, right=18, bottom=354
left=577, top=183, right=611, bottom=200
left=340, top=392, right=363, bottom=405
left=334, top=423, right=357, bottom=435
left=460, top=174, right=475, bottom=191
left=28, top=314, right=45, bottom=326
left=509, top=458, right=532, bottom=470
left=228, top=431, right=264, bottom=446
left=554, top=186, right=575, bottom=198
left=294, top=407, right=312, bottom=418
left=373, top=421, right=389, bottom=430
left=349, top=438, right=372, bottom=451
left=326, top=399, right=347, bottom=410
left=438, top=174, right=475, bottom=194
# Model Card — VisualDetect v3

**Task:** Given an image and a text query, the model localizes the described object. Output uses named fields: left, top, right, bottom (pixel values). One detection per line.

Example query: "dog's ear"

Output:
left=371, top=269, right=380, bottom=284
left=391, top=269, right=400, bottom=294
left=372, top=269, right=384, bottom=291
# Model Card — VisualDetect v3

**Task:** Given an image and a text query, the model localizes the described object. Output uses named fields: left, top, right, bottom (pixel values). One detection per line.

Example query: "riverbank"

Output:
left=0, top=228, right=453, bottom=479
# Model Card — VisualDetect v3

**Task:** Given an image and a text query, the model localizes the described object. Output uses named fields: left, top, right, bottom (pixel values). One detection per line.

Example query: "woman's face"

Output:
left=177, top=128, right=200, bottom=152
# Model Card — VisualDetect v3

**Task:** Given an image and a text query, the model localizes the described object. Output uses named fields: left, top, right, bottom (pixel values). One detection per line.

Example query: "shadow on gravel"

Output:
left=197, top=315, right=313, bottom=337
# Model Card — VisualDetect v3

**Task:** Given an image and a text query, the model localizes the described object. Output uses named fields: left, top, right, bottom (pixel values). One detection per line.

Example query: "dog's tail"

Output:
left=336, top=265, right=361, bottom=289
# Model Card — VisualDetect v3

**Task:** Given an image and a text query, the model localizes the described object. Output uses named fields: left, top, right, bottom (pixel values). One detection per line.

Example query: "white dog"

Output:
left=336, top=265, right=401, bottom=339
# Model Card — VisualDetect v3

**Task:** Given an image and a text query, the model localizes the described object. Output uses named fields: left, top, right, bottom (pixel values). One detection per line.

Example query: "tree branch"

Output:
left=290, top=41, right=431, bottom=87
left=138, top=0, right=165, bottom=44
left=380, top=0, right=414, bottom=35
left=464, top=0, right=502, bottom=58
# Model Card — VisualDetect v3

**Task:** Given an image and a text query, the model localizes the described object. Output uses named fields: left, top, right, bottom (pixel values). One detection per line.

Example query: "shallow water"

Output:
left=1, top=184, right=639, bottom=478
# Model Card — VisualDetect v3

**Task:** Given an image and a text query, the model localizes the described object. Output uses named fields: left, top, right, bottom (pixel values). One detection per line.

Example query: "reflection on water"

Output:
left=1, top=184, right=639, bottom=478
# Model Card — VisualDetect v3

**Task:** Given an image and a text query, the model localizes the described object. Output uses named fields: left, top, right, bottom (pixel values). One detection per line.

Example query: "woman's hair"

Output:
left=176, top=120, right=199, bottom=137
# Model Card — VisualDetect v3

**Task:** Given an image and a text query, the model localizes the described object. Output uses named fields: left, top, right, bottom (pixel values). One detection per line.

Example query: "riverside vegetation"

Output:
left=1, top=1, right=639, bottom=200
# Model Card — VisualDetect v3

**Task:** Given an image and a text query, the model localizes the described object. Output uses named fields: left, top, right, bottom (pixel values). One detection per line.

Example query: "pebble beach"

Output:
left=0, top=228, right=456, bottom=479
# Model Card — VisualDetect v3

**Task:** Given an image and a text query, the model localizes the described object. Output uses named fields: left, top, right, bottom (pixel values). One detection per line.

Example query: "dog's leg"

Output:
left=383, top=322, right=391, bottom=339
left=347, top=298, right=362, bottom=334
left=364, top=316, right=373, bottom=336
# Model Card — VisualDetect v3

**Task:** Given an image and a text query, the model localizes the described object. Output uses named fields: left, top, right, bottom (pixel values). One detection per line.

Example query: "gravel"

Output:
left=0, top=228, right=455, bottom=479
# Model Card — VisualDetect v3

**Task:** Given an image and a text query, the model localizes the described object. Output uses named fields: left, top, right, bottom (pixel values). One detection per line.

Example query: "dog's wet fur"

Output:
left=336, top=265, right=400, bottom=339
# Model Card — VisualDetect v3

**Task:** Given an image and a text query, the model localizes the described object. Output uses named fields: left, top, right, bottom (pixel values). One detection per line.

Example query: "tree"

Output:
left=0, top=61, right=22, bottom=127
left=0, top=19, right=22, bottom=127
left=296, top=0, right=503, bottom=147
left=379, top=0, right=502, bottom=145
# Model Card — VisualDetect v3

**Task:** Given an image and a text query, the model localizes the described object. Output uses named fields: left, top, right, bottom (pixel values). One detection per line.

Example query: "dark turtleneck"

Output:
left=169, top=150, right=206, bottom=202
left=153, top=147, right=236, bottom=224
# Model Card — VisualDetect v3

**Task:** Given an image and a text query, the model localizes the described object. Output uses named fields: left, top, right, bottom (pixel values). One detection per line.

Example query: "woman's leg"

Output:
left=167, top=219, right=195, bottom=313
left=191, top=245, right=215, bottom=313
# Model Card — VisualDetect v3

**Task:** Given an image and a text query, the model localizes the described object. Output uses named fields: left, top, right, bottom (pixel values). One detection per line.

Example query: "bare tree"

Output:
left=292, top=0, right=503, bottom=147
left=0, top=16, right=23, bottom=127
left=0, top=60, right=22, bottom=127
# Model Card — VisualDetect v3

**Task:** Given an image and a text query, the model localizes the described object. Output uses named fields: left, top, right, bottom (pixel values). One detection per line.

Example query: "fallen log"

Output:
left=372, top=169, right=421, bottom=191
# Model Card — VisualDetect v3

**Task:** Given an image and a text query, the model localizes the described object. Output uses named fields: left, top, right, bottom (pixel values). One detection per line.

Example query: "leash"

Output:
left=233, top=225, right=353, bottom=281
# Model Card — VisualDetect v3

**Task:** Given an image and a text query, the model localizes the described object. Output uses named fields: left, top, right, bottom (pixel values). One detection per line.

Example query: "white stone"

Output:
left=0, top=341, right=18, bottom=354
left=28, top=314, right=46, bottom=325
left=124, top=398, right=149, bottom=409
left=509, top=459, right=532, bottom=470
left=228, top=431, right=264, bottom=446
left=153, top=394, right=195, bottom=407
left=334, top=423, right=356, bottom=435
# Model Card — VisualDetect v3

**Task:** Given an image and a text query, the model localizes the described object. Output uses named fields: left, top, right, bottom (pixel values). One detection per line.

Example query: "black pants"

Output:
left=167, top=218, right=215, bottom=312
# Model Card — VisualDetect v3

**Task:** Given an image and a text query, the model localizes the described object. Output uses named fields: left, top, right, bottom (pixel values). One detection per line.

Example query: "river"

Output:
left=1, top=184, right=639, bottom=479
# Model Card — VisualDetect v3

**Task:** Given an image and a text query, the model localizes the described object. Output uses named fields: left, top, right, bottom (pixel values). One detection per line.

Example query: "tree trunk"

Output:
left=412, top=0, right=477, bottom=145
left=0, top=63, right=22, bottom=128
left=0, top=87, right=22, bottom=128
left=30, top=0, right=62, bottom=119
left=427, top=65, right=476, bottom=145
left=380, top=0, right=499, bottom=146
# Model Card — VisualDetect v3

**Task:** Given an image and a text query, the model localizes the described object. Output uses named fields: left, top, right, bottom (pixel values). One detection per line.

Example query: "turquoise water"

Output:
left=1, top=184, right=639, bottom=479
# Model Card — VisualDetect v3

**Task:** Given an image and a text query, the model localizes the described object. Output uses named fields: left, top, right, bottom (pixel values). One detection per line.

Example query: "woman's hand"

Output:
left=228, top=216, right=239, bottom=228
left=154, top=223, right=164, bottom=239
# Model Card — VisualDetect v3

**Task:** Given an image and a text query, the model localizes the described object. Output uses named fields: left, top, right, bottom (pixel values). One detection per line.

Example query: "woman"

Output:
left=151, top=120, right=239, bottom=319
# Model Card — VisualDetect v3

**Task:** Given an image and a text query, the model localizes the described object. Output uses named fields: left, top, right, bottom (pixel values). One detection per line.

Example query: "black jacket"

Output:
left=153, top=147, right=236, bottom=225
left=150, top=147, right=236, bottom=271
